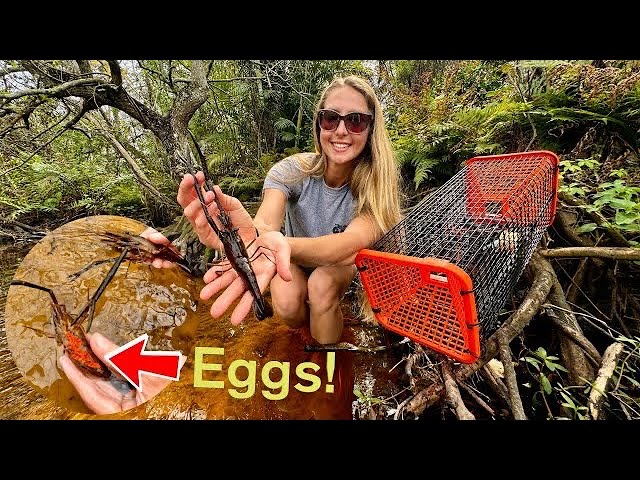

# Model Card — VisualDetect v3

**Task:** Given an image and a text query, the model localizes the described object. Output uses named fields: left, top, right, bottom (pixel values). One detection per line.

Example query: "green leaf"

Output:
left=609, top=198, right=636, bottom=210
left=559, top=391, right=575, bottom=409
left=540, top=374, right=552, bottom=395
left=615, top=211, right=640, bottom=225
left=524, top=357, right=542, bottom=368
left=575, top=223, right=598, bottom=233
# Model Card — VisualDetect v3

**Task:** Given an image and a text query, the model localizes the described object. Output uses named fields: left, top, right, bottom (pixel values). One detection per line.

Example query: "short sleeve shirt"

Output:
left=263, top=153, right=357, bottom=238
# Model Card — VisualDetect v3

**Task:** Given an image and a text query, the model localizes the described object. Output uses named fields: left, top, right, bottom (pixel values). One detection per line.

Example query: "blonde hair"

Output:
left=298, top=75, right=404, bottom=323
left=297, top=75, right=403, bottom=235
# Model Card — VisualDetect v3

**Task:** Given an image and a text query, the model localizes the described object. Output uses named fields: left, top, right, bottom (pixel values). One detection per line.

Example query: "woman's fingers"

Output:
left=228, top=260, right=276, bottom=325
left=210, top=276, right=248, bottom=319
left=200, top=268, right=236, bottom=300
left=229, top=290, right=255, bottom=325
left=87, top=332, right=118, bottom=359
left=177, top=171, right=207, bottom=208
left=139, top=227, right=170, bottom=246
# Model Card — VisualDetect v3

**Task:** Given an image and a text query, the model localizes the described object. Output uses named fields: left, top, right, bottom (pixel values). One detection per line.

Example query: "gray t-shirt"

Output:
left=263, top=153, right=357, bottom=238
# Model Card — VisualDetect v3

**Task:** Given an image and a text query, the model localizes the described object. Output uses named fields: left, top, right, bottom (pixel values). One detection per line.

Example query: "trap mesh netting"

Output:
left=355, top=151, right=559, bottom=364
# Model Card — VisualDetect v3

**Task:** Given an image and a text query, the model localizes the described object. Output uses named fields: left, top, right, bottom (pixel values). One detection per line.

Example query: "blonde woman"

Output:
left=177, top=75, right=402, bottom=344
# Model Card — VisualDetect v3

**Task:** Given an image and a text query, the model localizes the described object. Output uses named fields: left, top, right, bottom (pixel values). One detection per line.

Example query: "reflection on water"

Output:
left=1, top=215, right=406, bottom=420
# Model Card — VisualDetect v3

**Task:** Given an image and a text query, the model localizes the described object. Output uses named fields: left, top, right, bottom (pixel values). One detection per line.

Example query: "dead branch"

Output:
left=479, top=363, right=510, bottom=406
left=457, top=381, right=495, bottom=417
left=403, top=252, right=554, bottom=417
left=497, top=331, right=527, bottom=419
left=588, top=342, right=625, bottom=420
left=441, top=360, right=475, bottom=420
left=543, top=306, right=602, bottom=366
left=539, top=246, right=640, bottom=260
left=542, top=256, right=596, bottom=385
left=83, top=112, right=172, bottom=205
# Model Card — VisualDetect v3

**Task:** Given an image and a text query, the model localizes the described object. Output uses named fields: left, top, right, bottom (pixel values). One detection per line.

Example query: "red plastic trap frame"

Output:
left=355, top=151, right=559, bottom=363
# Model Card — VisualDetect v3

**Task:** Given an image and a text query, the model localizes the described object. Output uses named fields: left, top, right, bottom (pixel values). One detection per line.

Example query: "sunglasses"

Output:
left=317, top=109, right=373, bottom=134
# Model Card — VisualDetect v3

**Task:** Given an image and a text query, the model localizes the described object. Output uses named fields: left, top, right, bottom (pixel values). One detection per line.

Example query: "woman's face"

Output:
left=319, top=85, right=371, bottom=168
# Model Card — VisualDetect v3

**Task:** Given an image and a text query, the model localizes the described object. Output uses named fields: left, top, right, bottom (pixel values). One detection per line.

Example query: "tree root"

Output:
left=543, top=257, right=596, bottom=386
left=544, top=308, right=602, bottom=368
left=441, top=359, right=475, bottom=420
left=497, top=331, right=527, bottom=419
left=539, top=246, right=640, bottom=260
left=403, top=252, right=554, bottom=417
left=588, top=342, right=625, bottom=420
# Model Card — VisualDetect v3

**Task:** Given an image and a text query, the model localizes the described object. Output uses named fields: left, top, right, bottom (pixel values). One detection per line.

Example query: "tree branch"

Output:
left=0, top=78, right=106, bottom=100
left=539, top=246, right=640, bottom=260
left=441, top=360, right=475, bottom=420
left=588, top=342, right=625, bottom=420
left=497, top=331, right=527, bottom=419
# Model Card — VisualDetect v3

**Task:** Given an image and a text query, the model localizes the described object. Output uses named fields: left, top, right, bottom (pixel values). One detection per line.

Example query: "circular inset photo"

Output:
left=5, top=215, right=199, bottom=415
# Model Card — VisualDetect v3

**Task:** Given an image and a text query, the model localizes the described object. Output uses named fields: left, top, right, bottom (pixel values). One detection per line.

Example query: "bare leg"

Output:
left=307, top=265, right=357, bottom=345
left=269, top=263, right=309, bottom=329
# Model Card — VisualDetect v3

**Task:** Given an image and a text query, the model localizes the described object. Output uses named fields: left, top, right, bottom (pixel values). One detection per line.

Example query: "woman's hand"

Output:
left=59, top=332, right=187, bottom=415
left=200, top=230, right=292, bottom=325
left=139, top=227, right=179, bottom=269
left=177, top=172, right=256, bottom=251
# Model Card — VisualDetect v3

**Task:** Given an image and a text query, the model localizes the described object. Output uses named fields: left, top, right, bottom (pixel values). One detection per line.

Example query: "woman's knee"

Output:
left=272, top=292, right=307, bottom=327
left=307, top=267, right=352, bottom=311
left=270, top=270, right=308, bottom=328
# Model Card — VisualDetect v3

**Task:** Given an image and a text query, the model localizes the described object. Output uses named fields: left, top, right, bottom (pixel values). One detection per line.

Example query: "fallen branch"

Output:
left=441, top=360, right=475, bottom=420
left=588, top=342, right=625, bottom=420
left=539, top=246, right=640, bottom=261
left=497, top=331, right=527, bottom=419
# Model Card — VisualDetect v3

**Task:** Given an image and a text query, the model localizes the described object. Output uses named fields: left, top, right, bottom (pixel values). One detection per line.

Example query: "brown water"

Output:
left=0, top=215, right=406, bottom=420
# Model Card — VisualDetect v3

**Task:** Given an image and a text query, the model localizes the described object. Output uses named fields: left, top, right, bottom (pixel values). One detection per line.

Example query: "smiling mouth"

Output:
left=332, top=143, right=350, bottom=151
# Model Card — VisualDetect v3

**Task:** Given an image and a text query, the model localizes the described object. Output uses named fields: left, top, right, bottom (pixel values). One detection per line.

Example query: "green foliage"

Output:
left=590, top=178, right=640, bottom=232
left=560, top=159, right=640, bottom=234
left=0, top=130, right=147, bottom=224
left=4, top=59, right=640, bottom=238
left=520, top=347, right=584, bottom=420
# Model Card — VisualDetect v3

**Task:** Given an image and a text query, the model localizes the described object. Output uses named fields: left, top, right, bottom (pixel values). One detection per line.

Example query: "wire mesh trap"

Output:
left=355, top=151, right=559, bottom=364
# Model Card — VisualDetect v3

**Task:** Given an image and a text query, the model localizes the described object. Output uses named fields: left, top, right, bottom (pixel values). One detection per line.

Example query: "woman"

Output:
left=178, top=75, right=403, bottom=345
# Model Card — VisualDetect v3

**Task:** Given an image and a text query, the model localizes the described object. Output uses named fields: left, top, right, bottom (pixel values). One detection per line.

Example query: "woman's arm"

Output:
left=253, top=188, right=287, bottom=234
left=287, top=214, right=380, bottom=267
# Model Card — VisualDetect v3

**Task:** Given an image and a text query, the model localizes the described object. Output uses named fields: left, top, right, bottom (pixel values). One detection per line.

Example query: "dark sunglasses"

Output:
left=317, top=109, right=373, bottom=134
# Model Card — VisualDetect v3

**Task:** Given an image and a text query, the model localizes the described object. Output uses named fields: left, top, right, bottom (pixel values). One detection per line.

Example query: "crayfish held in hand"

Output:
left=10, top=247, right=130, bottom=378
left=177, top=144, right=274, bottom=321
left=68, top=231, right=192, bottom=281
left=99, top=231, right=192, bottom=273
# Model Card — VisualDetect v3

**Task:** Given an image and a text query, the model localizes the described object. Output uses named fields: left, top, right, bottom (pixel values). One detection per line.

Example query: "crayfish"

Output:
left=10, top=246, right=130, bottom=378
left=68, top=231, right=192, bottom=280
left=99, top=231, right=192, bottom=273
left=176, top=143, right=274, bottom=321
